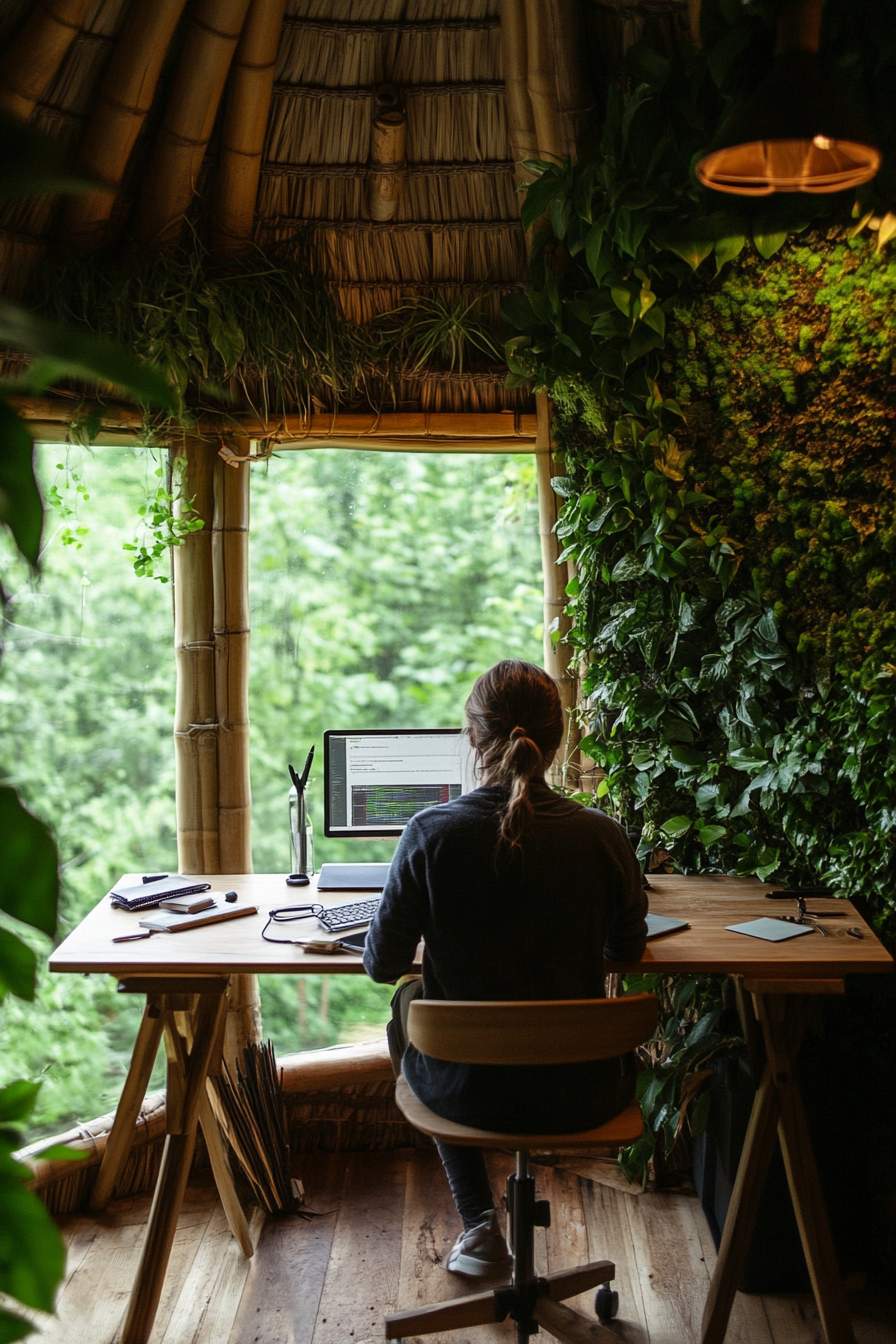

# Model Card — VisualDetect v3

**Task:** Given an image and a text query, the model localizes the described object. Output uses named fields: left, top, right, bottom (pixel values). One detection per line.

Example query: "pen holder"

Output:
left=289, top=784, right=314, bottom=876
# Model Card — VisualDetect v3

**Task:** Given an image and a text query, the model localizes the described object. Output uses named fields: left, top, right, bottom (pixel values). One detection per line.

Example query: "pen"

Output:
left=299, top=744, right=314, bottom=789
left=288, top=763, right=302, bottom=794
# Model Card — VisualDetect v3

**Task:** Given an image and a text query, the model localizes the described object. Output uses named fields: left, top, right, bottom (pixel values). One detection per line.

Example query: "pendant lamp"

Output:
left=696, top=0, right=880, bottom=196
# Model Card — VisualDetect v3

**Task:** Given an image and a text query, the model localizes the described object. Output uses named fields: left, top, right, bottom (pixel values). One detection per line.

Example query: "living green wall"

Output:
left=504, top=3, right=896, bottom=942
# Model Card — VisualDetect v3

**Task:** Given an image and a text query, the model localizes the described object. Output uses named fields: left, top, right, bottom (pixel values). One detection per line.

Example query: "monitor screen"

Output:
left=323, top=728, right=476, bottom=838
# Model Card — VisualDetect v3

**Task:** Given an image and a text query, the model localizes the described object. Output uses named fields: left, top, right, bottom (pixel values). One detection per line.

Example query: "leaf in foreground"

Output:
left=0, top=787, right=58, bottom=938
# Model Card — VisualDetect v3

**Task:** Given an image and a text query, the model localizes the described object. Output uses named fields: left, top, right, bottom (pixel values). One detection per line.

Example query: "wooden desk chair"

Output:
left=385, top=994, right=659, bottom=1344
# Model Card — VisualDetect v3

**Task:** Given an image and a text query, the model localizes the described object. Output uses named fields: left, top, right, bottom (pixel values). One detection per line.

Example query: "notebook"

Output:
left=316, top=863, right=391, bottom=892
left=645, top=913, right=690, bottom=940
left=138, top=904, right=258, bottom=933
left=726, top=917, right=815, bottom=942
left=110, top=875, right=212, bottom=912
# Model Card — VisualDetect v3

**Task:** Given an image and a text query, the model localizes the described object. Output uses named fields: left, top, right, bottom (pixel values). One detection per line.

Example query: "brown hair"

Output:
left=464, top=659, right=563, bottom=855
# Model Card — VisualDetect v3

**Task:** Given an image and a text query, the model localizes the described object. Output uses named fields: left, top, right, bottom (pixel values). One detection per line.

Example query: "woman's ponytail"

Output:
left=464, top=662, right=563, bottom=857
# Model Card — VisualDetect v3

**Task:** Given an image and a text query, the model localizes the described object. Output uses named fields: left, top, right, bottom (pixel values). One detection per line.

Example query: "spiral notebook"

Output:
left=110, top=875, right=212, bottom=912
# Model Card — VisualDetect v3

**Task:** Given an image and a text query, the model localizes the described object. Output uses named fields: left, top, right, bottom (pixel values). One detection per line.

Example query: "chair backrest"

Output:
left=406, top=995, right=658, bottom=1066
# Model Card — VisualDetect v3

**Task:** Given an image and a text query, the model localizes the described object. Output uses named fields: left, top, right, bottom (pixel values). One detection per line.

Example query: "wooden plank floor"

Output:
left=24, top=1148, right=894, bottom=1344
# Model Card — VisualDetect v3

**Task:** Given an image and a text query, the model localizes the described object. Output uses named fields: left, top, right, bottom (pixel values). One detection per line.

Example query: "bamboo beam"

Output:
left=535, top=393, right=579, bottom=784
left=61, top=0, right=189, bottom=250
left=0, top=0, right=94, bottom=120
left=134, top=0, right=254, bottom=248
left=368, top=86, right=407, bottom=223
left=211, top=0, right=286, bottom=255
left=13, top=397, right=539, bottom=445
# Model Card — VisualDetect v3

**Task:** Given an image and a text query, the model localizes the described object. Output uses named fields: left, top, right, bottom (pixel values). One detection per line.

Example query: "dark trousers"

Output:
left=389, top=979, right=495, bottom=1228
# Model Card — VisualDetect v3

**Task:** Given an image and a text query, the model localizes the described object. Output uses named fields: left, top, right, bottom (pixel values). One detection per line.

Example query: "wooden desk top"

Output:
left=48, top=872, right=892, bottom=981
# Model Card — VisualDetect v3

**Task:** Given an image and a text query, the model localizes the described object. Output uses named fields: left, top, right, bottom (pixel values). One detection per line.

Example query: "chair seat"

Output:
left=394, top=1072, right=644, bottom=1149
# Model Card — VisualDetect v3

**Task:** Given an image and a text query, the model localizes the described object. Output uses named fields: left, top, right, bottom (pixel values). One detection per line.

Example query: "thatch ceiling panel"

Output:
left=265, top=89, right=371, bottom=165
left=256, top=160, right=516, bottom=223
left=406, top=86, right=507, bottom=162
left=330, top=281, right=512, bottom=327
left=314, top=223, right=434, bottom=281
left=402, top=164, right=516, bottom=221
left=430, top=221, right=523, bottom=281
left=276, top=20, right=500, bottom=87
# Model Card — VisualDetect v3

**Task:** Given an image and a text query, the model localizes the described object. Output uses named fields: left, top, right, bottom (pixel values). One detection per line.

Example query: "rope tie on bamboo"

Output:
left=187, top=14, right=245, bottom=41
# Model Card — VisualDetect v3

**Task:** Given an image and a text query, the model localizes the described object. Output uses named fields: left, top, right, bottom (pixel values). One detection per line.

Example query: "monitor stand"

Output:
left=316, top=862, right=391, bottom=892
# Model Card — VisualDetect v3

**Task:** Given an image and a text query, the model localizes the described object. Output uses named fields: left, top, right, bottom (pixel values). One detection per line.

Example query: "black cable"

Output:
left=261, top=903, right=323, bottom=943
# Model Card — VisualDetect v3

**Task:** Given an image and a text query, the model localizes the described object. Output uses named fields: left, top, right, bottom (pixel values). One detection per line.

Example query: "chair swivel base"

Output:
left=384, top=1156, right=619, bottom=1344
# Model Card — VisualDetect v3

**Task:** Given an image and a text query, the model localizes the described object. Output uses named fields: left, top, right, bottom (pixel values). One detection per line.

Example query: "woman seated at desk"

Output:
left=363, top=659, right=648, bottom=1276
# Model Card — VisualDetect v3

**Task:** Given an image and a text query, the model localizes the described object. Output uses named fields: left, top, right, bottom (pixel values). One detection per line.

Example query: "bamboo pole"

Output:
left=497, top=0, right=539, bottom=188
left=523, top=0, right=567, bottom=164
left=173, top=436, right=259, bottom=1063
left=368, top=87, right=407, bottom=223
left=211, top=0, right=286, bottom=255
left=62, top=0, right=189, bottom=250
left=173, top=436, right=218, bottom=873
left=535, top=394, right=579, bottom=784
left=134, top=0, right=254, bottom=248
left=0, top=0, right=94, bottom=120
left=213, top=447, right=252, bottom=873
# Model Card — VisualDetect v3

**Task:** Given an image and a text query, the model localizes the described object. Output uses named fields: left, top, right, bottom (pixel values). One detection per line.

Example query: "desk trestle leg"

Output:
left=89, top=1003, right=165, bottom=1213
left=701, top=985, right=857, bottom=1344
left=121, top=989, right=228, bottom=1344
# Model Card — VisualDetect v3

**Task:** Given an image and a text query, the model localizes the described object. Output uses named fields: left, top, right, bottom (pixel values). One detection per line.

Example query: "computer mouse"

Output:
left=287, top=873, right=311, bottom=886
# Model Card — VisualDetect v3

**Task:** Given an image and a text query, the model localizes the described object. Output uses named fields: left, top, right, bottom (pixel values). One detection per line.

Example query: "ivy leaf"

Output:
left=670, top=747, right=705, bottom=771
left=752, top=227, right=788, bottom=259
left=520, top=173, right=563, bottom=229
left=611, top=553, right=644, bottom=581
left=695, top=824, right=727, bottom=846
left=661, top=814, right=693, bottom=838
left=657, top=231, right=714, bottom=272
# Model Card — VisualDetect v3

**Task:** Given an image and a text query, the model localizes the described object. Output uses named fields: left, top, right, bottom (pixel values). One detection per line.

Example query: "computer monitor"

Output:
left=323, top=728, right=476, bottom=839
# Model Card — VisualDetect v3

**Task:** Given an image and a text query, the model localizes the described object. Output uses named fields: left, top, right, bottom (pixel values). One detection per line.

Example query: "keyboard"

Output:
left=317, top=896, right=382, bottom=933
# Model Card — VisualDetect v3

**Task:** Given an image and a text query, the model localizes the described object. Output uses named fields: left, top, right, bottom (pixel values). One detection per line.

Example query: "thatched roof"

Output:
left=0, top=0, right=690, bottom=425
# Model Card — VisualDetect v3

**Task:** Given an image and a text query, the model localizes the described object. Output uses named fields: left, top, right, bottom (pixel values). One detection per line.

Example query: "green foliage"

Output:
left=619, top=974, right=740, bottom=1186
left=373, top=292, right=503, bottom=375
left=29, top=231, right=364, bottom=425
left=503, top=10, right=896, bottom=1182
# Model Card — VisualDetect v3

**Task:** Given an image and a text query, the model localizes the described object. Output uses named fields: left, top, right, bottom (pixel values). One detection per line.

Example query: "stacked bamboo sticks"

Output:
left=214, top=1041, right=306, bottom=1216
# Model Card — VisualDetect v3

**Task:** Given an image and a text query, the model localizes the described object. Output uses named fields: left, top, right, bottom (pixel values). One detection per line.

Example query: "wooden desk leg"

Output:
left=89, top=1002, right=164, bottom=1214
left=763, top=996, right=857, bottom=1344
left=198, top=1086, right=254, bottom=1256
left=167, top=1000, right=254, bottom=1256
left=700, top=1068, right=780, bottom=1344
left=120, top=990, right=227, bottom=1344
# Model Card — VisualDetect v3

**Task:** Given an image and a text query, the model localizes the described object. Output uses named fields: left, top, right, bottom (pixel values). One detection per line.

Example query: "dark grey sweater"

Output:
left=363, top=781, right=648, bottom=1133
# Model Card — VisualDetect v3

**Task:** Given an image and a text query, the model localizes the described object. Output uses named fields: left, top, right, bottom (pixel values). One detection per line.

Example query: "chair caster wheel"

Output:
left=595, top=1287, right=619, bottom=1321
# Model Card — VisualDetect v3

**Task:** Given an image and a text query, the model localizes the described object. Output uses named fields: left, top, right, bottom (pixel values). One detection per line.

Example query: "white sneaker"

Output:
left=446, top=1210, right=512, bottom=1277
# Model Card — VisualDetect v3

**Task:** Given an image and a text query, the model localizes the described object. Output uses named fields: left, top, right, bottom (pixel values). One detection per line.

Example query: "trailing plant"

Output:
left=503, top=2, right=896, bottom=1180
left=122, top=453, right=204, bottom=583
